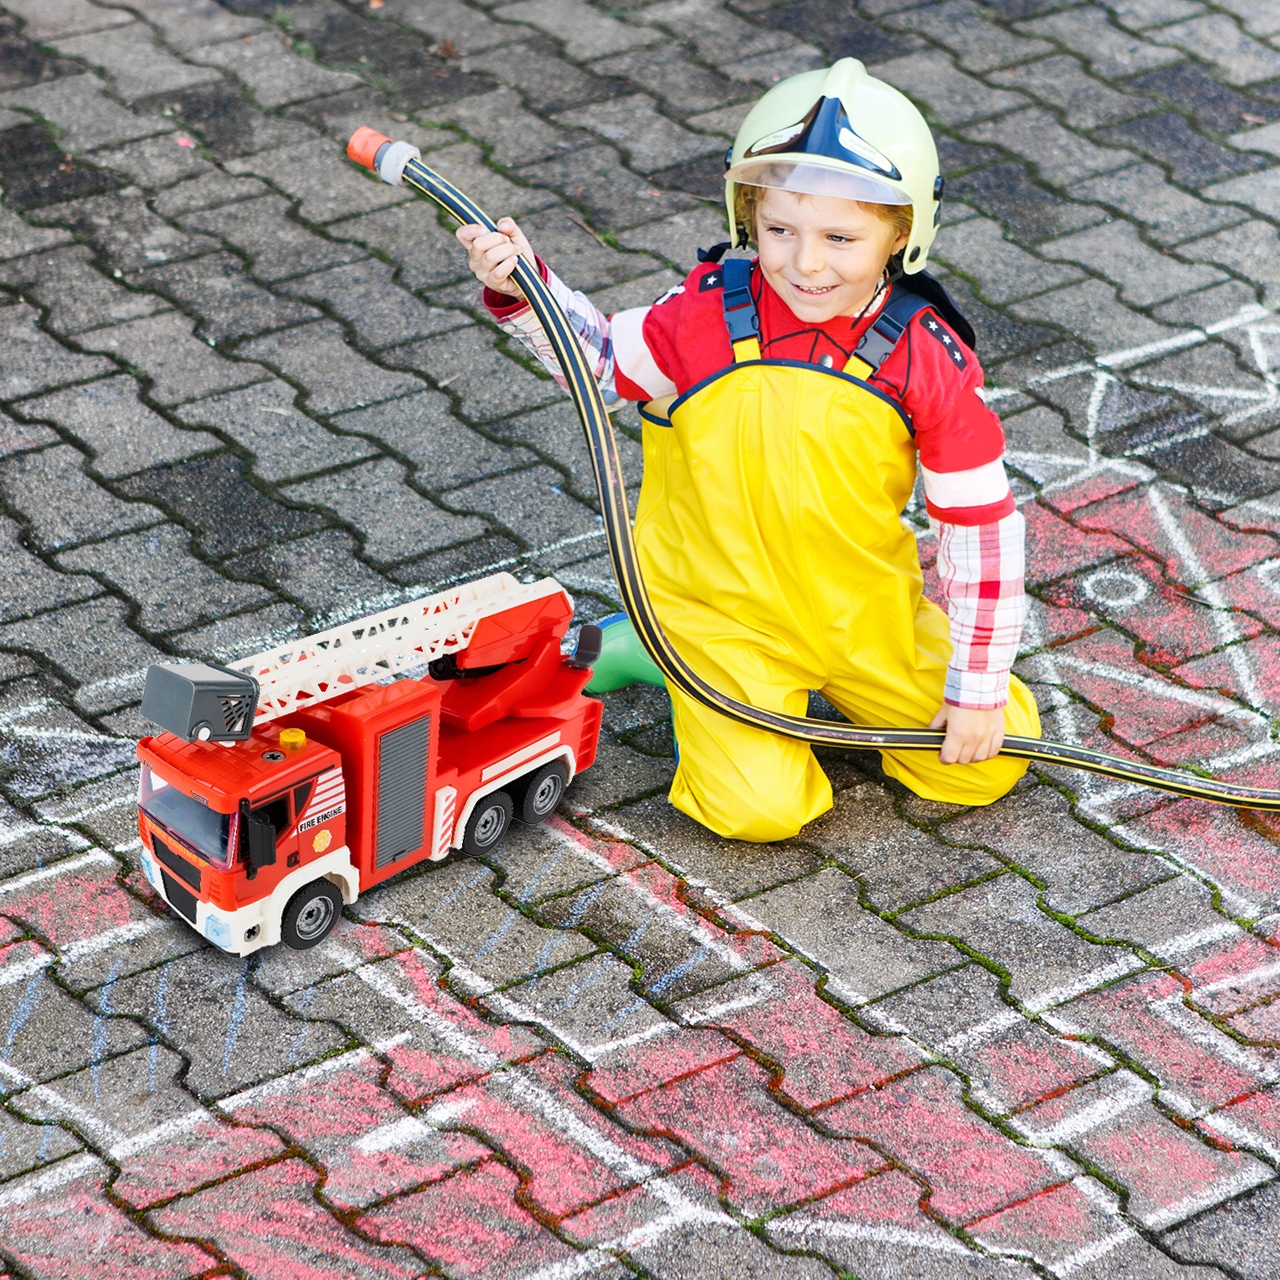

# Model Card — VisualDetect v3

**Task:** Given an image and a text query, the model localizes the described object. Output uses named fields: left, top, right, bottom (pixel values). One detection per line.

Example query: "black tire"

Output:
left=462, top=790, right=513, bottom=856
left=280, top=879, right=342, bottom=950
left=516, top=761, right=567, bottom=824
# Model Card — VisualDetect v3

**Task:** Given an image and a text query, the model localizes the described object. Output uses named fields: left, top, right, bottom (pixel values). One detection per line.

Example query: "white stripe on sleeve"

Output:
left=611, top=306, right=676, bottom=400
left=920, top=456, right=1010, bottom=509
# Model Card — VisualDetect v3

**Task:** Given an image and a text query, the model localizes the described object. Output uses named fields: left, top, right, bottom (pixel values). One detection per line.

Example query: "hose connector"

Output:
left=347, top=126, right=420, bottom=187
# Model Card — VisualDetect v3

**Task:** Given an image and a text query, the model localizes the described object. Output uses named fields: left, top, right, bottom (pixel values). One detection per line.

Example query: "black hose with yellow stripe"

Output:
left=351, top=132, right=1280, bottom=813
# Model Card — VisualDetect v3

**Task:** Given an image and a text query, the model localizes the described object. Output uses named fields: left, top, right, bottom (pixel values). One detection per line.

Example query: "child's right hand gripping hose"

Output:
left=345, top=125, right=1280, bottom=814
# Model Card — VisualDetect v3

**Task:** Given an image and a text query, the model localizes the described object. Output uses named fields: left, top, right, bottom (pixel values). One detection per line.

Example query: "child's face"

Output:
left=754, top=188, right=909, bottom=323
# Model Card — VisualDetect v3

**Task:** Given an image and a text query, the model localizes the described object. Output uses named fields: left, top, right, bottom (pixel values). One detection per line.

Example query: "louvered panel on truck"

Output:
left=375, top=715, right=429, bottom=868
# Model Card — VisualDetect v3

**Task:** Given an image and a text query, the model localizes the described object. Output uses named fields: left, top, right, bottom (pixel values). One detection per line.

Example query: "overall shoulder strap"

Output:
left=720, top=257, right=761, bottom=363
left=844, top=287, right=933, bottom=380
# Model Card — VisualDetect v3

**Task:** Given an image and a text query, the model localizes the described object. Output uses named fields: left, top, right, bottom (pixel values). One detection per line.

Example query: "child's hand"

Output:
left=456, top=217, right=534, bottom=298
left=929, top=704, right=1006, bottom=765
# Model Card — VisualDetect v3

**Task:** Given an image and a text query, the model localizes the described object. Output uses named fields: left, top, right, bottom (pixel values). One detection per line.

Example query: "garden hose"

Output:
left=348, top=129, right=1280, bottom=813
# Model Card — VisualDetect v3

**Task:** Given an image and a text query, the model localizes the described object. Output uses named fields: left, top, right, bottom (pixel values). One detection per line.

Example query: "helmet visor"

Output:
left=727, top=159, right=910, bottom=207
left=742, top=95, right=903, bottom=179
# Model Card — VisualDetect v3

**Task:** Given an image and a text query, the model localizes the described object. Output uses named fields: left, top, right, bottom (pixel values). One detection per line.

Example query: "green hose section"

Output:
left=396, top=154, right=1280, bottom=813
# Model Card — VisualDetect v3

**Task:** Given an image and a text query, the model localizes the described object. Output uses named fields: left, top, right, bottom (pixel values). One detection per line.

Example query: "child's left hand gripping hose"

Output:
left=345, top=126, right=1280, bottom=814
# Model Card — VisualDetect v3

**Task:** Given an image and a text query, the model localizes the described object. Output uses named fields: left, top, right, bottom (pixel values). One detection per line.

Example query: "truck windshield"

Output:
left=139, top=764, right=237, bottom=869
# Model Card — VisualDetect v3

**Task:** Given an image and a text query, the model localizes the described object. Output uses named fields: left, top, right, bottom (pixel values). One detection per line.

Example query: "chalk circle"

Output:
left=1081, top=565, right=1149, bottom=609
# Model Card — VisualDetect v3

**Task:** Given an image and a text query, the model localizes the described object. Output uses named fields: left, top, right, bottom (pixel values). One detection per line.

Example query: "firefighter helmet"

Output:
left=725, top=58, right=942, bottom=273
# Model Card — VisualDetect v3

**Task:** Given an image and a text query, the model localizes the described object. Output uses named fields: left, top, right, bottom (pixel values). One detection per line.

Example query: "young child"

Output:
left=458, top=58, right=1041, bottom=842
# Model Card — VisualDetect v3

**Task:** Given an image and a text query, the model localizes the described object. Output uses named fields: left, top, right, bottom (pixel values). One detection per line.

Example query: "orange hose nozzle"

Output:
left=348, top=126, right=392, bottom=171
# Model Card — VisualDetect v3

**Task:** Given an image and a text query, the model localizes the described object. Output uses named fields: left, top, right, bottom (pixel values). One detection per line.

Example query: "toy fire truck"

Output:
left=135, top=573, right=603, bottom=955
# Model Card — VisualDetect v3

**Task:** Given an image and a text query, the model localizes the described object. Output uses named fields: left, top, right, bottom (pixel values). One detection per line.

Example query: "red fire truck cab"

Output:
left=136, top=574, right=603, bottom=955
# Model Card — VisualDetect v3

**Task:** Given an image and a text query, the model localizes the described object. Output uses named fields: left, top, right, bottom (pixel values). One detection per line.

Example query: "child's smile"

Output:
left=754, top=187, right=909, bottom=323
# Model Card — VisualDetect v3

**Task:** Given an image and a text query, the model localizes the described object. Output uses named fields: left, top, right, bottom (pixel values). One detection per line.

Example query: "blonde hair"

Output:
left=733, top=183, right=913, bottom=248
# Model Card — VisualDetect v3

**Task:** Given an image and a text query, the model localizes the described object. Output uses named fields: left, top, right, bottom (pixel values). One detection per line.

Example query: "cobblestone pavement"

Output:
left=2, top=0, right=1280, bottom=1276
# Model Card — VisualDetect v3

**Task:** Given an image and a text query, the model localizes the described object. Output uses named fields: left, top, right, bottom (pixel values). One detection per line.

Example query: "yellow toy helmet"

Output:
left=725, top=58, right=942, bottom=273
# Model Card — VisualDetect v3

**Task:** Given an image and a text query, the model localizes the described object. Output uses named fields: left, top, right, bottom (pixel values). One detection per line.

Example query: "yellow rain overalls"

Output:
left=634, top=261, right=1040, bottom=842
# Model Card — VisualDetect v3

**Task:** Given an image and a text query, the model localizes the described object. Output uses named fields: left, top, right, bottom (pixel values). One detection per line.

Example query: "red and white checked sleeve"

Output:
left=934, top=505, right=1027, bottom=710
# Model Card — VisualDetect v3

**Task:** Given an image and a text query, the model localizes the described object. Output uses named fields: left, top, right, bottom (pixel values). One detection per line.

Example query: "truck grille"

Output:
left=152, top=837, right=201, bottom=891
left=160, top=870, right=199, bottom=923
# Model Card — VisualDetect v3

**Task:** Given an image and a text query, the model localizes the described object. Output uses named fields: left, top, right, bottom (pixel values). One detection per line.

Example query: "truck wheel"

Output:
left=462, top=791, right=512, bottom=856
left=280, top=879, right=342, bottom=950
left=517, top=761, right=567, bottom=824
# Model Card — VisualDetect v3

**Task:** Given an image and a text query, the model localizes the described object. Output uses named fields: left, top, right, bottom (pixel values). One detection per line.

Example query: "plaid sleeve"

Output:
left=485, top=263, right=620, bottom=405
left=934, top=507, right=1027, bottom=710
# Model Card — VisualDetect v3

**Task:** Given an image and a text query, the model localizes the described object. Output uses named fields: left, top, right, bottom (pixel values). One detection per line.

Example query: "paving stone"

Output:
left=934, top=213, right=1083, bottom=303
left=327, top=202, right=467, bottom=292
left=134, top=251, right=321, bottom=343
left=635, top=0, right=798, bottom=69
left=32, top=769, right=143, bottom=856
left=988, top=53, right=1153, bottom=127
left=1197, top=1086, right=1280, bottom=1163
left=174, top=379, right=376, bottom=482
left=20, top=375, right=222, bottom=478
left=251, top=917, right=414, bottom=1000
left=900, top=872, right=1146, bottom=1011
left=0, top=512, right=97, bottom=623
left=799, top=780, right=1001, bottom=912
left=1051, top=970, right=1278, bottom=1113
left=0, top=934, right=149, bottom=1092
left=874, top=49, right=1028, bottom=124
left=187, top=30, right=362, bottom=108
left=1181, top=219, right=1280, bottom=304
left=618, top=1053, right=886, bottom=1212
left=12, top=1042, right=283, bottom=1208
left=358, top=1157, right=581, bottom=1275
left=0, top=73, right=168, bottom=152
left=4, top=598, right=170, bottom=717
left=442, top=466, right=596, bottom=553
left=0, top=1106, right=82, bottom=1182
left=153, top=1155, right=423, bottom=1276
left=150, top=170, right=270, bottom=219
left=220, top=1047, right=483, bottom=1211
left=767, top=1167, right=1031, bottom=1280
left=536, top=854, right=779, bottom=1001
left=284, top=947, right=545, bottom=1102
left=92, top=946, right=347, bottom=1098
left=0, top=795, right=88, bottom=884
left=1121, top=800, right=1280, bottom=917
left=0, top=1153, right=213, bottom=1279
left=494, top=0, right=658, bottom=59
left=1100, top=114, right=1265, bottom=189
left=168, top=599, right=306, bottom=663
left=117, top=453, right=326, bottom=558
left=606, top=792, right=822, bottom=898
left=966, top=108, right=1135, bottom=185
left=463, top=34, right=622, bottom=113
left=53, top=25, right=221, bottom=104
left=823, top=1064, right=1060, bottom=1224
left=591, top=44, right=751, bottom=119
left=1012, top=278, right=1175, bottom=351
left=227, top=136, right=412, bottom=225
left=1071, top=164, right=1245, bottom=247
left=555, top=93, right=720, bottom=175
left=241, top=320, right=423, bottom=413
left=886, top=1, right=1052, bottom=71
left=484, top=817, right=647, bottom=907
left=351, top=858, right=592, bottom=992
left=1152, top=15, right=1280, bottom=87
left=59, top=524, right=273, bottom=633
left=182, top=193, right=365, bottom=282
left=736, top=868, right=961, bottom=1005
left=78, top=312, right=265, bottom=405
left=948, top=161, right=1104, bottom=243
left=970, top=1176, right=1233, bottom=1279
left=1039, top=221, right=1226, bottom=307
left=3, top=0, right=134, bottom=41
left=284, top=455, right=485, bottom=563
left=514, top=142, right=697, bottom=233
left=142, top=79, right=318, bottom=162
left=0, top=203, right=71, bottom=262
left=1161, top=1180, right=1280, bottom=1280
left=0, top=303, right=114, bottom=400
left=332, top=391, right=532, bottom=488
left=278, top=259, right=465, bottom=349
left=488, top=399, right=640, bottom=501
left=92, top=131, right=215, bottom=191
left=1018, top=6, right=1182, bottom=77
left=1132, top=60, right=1280, bottom=134
left=0, top=245, right=164, bottom=334
left=1018, top=1070, right=1272, bottom=1228
left=424, top=84, right=580, bottom=167
left=940, top=784, right=1173, bottom=914
left=677, top=959, right=921, bottom=1109
left=384, top=0, right=518, bottom=55
left=1022, top=500, right=1131, bottom=586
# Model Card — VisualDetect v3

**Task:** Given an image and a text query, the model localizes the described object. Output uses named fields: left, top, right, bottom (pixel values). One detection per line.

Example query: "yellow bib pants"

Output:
left=634, top=358, right=1040, bottom=843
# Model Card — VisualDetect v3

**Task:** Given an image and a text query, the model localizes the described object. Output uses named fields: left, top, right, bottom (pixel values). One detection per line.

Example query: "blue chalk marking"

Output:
left=221, top=967, right=250, bottom=1078
left=3, top=971, right=43, bottom=1061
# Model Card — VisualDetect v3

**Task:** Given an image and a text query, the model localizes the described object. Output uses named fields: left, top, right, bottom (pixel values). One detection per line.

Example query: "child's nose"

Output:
left=795, top=237, right=826, bottom=275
